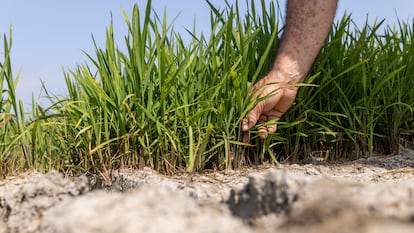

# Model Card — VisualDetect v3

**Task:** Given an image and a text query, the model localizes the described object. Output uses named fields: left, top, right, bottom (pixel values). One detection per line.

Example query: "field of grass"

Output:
left=1, top=0, right=413, bottom=177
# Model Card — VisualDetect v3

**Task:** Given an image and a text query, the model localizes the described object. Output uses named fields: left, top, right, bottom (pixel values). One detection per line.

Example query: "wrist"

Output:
left=271, top=56, right=305, bottom=85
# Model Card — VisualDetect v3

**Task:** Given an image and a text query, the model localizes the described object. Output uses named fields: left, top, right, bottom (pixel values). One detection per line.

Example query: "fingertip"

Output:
left=259, top=133, right=267, bottom=140
left=241, top=118, right=249, bottom=132
left=267, top=124, right=277, bottom=133
left=258, top=126, right=267, bottom=140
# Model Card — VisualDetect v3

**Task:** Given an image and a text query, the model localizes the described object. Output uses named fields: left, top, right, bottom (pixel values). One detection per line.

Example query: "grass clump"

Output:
left=54, top=0, right=281, bottom=174
left=282, top=15, right=414, bottom=160
left=0, top=0, right=413, bottom=177
left=0, top=28, right=29, bottom=176
left=0, top=29, right=66, bottom=177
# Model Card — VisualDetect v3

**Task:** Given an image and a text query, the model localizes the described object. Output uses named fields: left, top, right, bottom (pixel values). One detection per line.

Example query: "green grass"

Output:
left=282, top=15, right=414, bottom=160
left=0, top=28, right=30, bottom=175
left=0, top=0, right=413, bottom=177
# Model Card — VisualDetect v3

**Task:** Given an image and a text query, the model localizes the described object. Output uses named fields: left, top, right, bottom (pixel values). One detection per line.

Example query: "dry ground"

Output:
left=1, top=149, right=414, bottom=233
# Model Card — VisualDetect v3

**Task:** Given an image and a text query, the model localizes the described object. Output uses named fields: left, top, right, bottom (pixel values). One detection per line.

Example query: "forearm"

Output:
left=273, top=0, right=338, bottom=84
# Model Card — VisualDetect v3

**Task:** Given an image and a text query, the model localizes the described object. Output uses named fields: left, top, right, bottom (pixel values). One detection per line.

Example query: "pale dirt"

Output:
left=1, top=149, right=414, bottom=233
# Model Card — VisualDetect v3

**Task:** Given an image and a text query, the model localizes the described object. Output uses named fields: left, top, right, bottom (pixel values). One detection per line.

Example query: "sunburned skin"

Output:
left=242, top=0, right=338, bottom=143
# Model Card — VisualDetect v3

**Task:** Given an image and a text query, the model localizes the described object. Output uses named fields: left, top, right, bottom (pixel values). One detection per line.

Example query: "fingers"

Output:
left=266, top=123, right=277, bottom=134
left=242, top=102, right=284, bottom=141
left=242, top=97, right=278, bottom=142
left=242, top=111, right=279, bottom=142
left=260, top=118, right=278, bottom=139
left=241, top=77, right=297, bottom=142
left=257, top=115, right=280, bottom=140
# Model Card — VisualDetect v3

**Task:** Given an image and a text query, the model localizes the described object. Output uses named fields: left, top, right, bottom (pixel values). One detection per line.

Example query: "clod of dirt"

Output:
left=228, top=169, right=414, bottom=232
left=224, top=166, right=414, bottom=232
left=0, top=171, right=89, bottom=233
left=227, top=169, right=307, bottom=219
left=274, top=177, right=414, bottom=233
left=41, top=184, right=250, bottom=233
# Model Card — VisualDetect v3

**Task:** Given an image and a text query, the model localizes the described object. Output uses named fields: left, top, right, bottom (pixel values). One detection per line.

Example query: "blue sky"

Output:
left=1, top=0, right=413, bottom=107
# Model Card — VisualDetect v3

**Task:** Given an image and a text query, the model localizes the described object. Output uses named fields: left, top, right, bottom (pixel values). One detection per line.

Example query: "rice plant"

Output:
left=282, top=15, right=414, bottom=161
left=51, top=0, right=281, bottom=174
left=0, top=28, right=30, bottom=176
left=0, top=30, right=69, bottom=177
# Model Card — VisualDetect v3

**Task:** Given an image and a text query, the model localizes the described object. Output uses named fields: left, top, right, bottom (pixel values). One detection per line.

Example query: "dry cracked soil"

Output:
left=1, top=149, right=414, bottom=233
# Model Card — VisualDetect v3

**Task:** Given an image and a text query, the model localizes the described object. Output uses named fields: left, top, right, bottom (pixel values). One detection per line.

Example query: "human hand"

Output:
left=241, top=71, right=298, bottom=143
